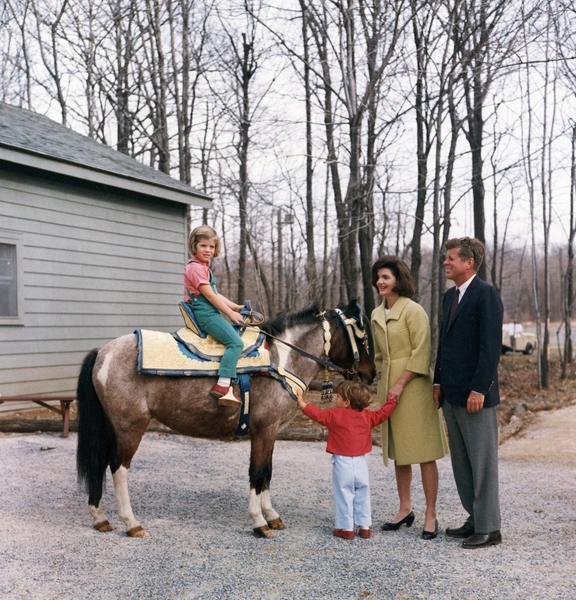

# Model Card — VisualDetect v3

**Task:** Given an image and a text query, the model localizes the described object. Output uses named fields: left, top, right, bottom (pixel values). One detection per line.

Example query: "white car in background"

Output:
left=502, top=323, right=537, bottom=355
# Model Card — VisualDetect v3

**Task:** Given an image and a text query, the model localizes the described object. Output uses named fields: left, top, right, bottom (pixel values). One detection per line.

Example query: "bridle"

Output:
left=323, top=308, right=370, bottom=379
left=243, top=307, right=369, bottom=379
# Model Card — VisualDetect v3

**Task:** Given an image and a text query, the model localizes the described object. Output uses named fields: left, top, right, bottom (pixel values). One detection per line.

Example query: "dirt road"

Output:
left=499, top=404, right=576, bottom=465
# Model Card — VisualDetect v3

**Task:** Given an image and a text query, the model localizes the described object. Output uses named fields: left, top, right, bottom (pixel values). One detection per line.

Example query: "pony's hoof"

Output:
left=127, top=526, right=148, bottom=538
left=253, top=525, right=274, bottom=538
left=94, top=520, right=115, bottom=532
left=266, top=518, right=286, bottom=530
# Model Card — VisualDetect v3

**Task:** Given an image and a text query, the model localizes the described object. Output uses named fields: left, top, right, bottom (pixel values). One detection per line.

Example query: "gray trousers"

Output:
left=443, top=402, right=501, bottom=533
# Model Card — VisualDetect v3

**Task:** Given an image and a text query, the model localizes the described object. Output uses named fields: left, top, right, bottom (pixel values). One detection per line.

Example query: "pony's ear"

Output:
left=344, top=299, right=361, bottom=319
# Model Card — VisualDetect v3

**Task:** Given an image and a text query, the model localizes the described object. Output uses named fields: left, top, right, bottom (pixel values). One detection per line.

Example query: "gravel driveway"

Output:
left=1, top=412, right=575, bottom=600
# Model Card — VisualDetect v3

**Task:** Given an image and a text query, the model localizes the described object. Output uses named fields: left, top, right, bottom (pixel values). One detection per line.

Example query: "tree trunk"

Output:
left=236, top=33, right=255, bottom=304
left=300, top=4, right=318, bottom=301
left=409, top=9, right=428, bottom=300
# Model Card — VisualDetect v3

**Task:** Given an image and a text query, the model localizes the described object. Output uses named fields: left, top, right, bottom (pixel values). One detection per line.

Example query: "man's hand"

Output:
left=433, top=385, right=441, bottom=408
left=467, top=391, right=485, bottom=414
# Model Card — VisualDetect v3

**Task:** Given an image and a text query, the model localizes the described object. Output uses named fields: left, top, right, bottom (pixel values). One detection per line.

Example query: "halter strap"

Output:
left=334, top=308, right=365, bottom=376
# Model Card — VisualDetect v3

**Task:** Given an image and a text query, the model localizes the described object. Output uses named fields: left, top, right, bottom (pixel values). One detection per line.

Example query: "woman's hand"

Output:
left=387, top=370, right=417, bottom=402
left=387, top=382, right=404, bottom=402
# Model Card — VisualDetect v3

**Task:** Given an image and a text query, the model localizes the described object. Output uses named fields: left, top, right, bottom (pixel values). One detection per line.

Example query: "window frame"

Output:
left=0, top=230, right=24, bottom=325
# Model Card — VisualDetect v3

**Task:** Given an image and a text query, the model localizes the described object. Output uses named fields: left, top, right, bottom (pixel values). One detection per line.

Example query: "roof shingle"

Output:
left=0, top=102, right=210, bottom=206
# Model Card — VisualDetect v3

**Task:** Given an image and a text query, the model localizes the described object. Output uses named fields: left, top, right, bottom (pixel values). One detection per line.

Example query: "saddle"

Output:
left=135, top=302, right=307, bottom=436
left=135, top=326, right=270, bottom=377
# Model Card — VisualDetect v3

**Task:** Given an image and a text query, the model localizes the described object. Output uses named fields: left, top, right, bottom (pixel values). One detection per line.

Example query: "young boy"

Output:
left=296, top=381, right=397, bottom=539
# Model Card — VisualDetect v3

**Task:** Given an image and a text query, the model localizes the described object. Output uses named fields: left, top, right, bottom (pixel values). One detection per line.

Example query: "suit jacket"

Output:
left=434, top=276, right=503, bottom=408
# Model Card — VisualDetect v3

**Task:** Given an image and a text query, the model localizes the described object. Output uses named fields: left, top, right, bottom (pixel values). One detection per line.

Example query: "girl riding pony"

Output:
left=184, top=225, right=244, bottom=407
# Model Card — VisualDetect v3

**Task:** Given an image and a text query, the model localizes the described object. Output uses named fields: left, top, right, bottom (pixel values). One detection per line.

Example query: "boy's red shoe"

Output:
left=358, top=527, right=371, bottom=539
left=333, top=529, right=354, bottom=539
left=210, top=384, right=241, bottom=407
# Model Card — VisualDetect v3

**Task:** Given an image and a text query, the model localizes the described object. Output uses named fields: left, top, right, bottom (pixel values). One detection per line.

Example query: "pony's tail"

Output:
left=76, top=349, right=114, bottom=501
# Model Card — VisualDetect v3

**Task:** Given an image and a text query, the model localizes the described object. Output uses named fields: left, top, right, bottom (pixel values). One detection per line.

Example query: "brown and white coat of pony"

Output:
left=76, top=301, right=375, bottom=538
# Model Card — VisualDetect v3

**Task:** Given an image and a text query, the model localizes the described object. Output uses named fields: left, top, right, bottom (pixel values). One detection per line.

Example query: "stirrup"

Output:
left=218, top=386, right=241, bottom=407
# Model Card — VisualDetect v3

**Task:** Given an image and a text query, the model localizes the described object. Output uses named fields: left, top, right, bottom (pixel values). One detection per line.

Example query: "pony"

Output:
left=76, top=300, right=375, bottom=538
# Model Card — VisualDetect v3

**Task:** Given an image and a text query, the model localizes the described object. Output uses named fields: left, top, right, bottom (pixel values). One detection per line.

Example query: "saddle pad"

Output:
left=136, top=328, right=271, bottom=377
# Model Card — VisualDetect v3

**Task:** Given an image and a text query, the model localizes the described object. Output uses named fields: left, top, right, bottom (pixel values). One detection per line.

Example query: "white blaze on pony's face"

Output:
left=276, top=327, right=300, bottom=370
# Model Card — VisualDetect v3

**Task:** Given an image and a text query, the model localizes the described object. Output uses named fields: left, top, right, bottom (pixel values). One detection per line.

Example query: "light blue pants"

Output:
left=332, top=454, right=371, bottom=530
left=186, top=296, right=244, bottom=379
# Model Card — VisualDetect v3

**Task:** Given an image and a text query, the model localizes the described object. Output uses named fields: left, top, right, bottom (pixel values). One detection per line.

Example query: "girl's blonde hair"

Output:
left=188, top=225, right=220, bottom=258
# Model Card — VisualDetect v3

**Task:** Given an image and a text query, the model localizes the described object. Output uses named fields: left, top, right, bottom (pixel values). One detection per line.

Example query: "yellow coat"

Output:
left=372, top=296, right=448, bottom=466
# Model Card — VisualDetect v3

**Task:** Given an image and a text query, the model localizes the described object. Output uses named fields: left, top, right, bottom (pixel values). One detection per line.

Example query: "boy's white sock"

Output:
left=217, top=377, right=231, bottom=388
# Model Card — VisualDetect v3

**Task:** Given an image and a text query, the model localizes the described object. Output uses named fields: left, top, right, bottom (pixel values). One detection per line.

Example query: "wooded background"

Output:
left=2, top=0, right=576, bottom=386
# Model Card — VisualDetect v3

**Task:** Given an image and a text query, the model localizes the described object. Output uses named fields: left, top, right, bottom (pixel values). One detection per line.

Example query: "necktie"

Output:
left=449, top=288, right=460, bottom=322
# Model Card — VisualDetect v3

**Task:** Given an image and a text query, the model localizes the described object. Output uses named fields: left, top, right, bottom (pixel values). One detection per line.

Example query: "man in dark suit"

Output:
left=433, top=237, right=504, bottom=549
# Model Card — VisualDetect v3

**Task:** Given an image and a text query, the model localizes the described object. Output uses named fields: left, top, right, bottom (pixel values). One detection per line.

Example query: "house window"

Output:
left=0, top=243, right=17, bottom=316
left=0, top=232, right=23, bottom=324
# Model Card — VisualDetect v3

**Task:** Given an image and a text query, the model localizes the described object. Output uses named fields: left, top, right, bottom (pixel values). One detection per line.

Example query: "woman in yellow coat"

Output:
left=371, top=256, right=448, bottom=540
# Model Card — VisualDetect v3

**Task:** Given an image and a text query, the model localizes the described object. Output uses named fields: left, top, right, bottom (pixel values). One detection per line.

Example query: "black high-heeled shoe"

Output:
left=421, top=519, right=439, bottom=540
left=381, top=511, right=415, bottom=531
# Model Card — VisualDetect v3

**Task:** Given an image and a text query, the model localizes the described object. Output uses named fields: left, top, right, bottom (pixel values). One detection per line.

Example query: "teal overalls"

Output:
left=186, top=271, right=244, bottom=379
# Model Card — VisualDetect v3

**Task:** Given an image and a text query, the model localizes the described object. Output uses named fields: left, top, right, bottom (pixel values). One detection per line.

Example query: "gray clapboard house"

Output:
left=0, top=102, right=210, bottom=408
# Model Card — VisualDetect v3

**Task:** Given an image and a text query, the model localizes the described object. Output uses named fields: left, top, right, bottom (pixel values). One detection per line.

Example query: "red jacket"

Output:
left=303, top=400, right=397, bottom=456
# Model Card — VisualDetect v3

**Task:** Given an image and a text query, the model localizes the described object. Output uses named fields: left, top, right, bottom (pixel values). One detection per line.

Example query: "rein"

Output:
left=242, top=308, right=368, bottom=379
left=243, top=325, right=343, bottom=374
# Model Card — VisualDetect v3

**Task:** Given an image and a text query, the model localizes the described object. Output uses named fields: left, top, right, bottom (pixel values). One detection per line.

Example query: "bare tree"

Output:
left=449, top=0, right=531, bottom=280
left=168, top=0, right=213, bottom=184
left=209, top=1, right=277, bottom=310
left=557, top=1, right=576, bottom=375
left=303, top=0, right=409, bottom=315
left=2, top=0, right=34, bottom=108
left=408, top=0, right=436, bottom=300
left=31, top=0, right=69, bottom=125
left=298, top=1, right=319, bottom=300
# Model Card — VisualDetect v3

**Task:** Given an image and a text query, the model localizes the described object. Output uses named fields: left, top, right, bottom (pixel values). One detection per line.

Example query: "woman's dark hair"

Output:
left=371, top=256, right=415, bottom=299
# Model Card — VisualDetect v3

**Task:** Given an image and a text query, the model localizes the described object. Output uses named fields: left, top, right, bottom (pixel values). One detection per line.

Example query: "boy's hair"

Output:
left=444, top=237, right=484, bottom=271
left=370, top=256, right=415, bottom=299
left=188, top=225, right=221, bottom=258
left=336, top=380, right=373, bottom=411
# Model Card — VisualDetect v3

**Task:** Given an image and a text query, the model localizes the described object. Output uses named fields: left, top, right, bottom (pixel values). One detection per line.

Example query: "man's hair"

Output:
left=370, top=256, right=415, bottom=298
left=188, top=225, right=220, bottom=258
left=444, top=237, right=484, bottom=271
left=335, top=381, right=373, bottom=412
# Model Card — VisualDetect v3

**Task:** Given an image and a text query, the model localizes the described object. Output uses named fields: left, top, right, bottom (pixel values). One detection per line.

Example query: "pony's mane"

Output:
left=260, top=301, right=321, bottom=336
